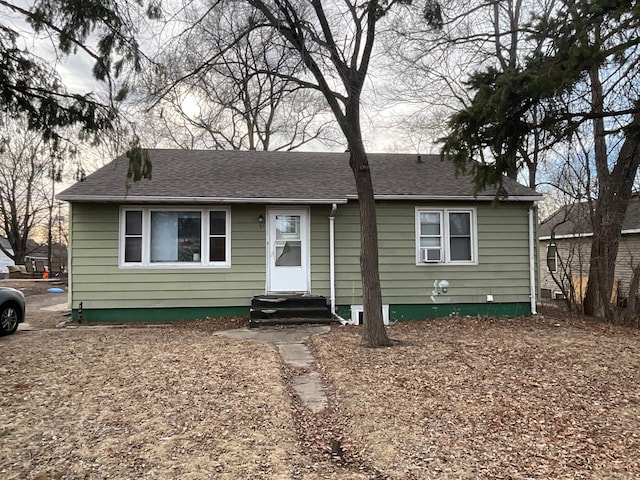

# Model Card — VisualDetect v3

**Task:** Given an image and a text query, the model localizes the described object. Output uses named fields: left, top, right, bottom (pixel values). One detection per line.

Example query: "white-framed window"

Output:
left=546, top=244, right=557, bottom=272
left=120, top=207, right=231, bottom=268
left=415, top=208, right=477, bottom=265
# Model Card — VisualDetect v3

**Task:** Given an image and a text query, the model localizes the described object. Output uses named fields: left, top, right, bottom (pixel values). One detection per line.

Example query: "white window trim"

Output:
left=119, top=206, right=231, bottom=268
left=546, top=243, right=558, bottom=273
left=415, top=207, right=478, bottom=266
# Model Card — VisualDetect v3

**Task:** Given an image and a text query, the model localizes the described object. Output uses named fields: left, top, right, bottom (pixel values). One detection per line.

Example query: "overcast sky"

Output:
left=2, top=0, right=453, bottom=185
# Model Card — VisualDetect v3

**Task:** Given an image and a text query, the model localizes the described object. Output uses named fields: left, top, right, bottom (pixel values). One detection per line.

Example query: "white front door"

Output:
left=267, top=208, right=310, bottom=292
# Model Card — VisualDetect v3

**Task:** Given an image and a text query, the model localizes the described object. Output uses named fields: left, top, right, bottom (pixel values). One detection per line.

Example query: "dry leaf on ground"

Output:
left=1, top=329, right=299, bottom=479
left=3, top=307, right=640, bottom=479
left=313, top=315, right=640, bottom=479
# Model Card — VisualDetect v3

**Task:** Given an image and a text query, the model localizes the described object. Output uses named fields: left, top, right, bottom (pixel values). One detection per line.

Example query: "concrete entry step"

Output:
left=251, top=294, right=328, bottom=309
left=248, top=316, right=332, bottom=328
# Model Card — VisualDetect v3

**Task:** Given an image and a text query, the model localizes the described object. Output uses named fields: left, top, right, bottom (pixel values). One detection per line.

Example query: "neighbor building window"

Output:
left=120, top=207, right=231, bottom=267
left=416, top=208, right=476, bottom=264
left=546, top=244, right=557, bottom=272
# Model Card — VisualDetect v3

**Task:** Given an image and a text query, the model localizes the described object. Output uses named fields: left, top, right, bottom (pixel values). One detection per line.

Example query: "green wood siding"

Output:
left=309, top=205, right=331, bottom=296
left=333, top=201, right=533, bottom=307
left=68, top=200, right=534, bottom=319
left=69, top=203, right=267, bottom=310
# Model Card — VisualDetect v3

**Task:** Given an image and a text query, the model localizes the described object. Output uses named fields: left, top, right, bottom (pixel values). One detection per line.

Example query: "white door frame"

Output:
left=266, top=207, right=311, bottom=293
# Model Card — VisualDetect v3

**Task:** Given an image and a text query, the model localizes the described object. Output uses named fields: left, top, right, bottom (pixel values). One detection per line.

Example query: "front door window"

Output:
left=275, top=215, right=301, bottom=266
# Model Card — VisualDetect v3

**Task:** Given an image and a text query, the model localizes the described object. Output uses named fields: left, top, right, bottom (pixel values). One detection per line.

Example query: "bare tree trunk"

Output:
left=348, top=144, right=390, bottom=347
left=584, top=114, right=640, bottom=317
left=583, top=62, right=609, bottom=317
left=583, top=216, right=620, bottom=318
left=159, top=0, right=393, bottom=346
left=9, top=246, right=27, bottom=265
left=582, top=47, right=640, bottom=319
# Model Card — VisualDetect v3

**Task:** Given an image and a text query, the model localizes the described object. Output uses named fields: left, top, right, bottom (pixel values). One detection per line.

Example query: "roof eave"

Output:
left=539, top=232, right=594, bottom=240
left=354, top=194, right=542, bottom=202
left=540, top=227, right=640, bottom=240
left=58, top=193, right=542, bottom=203
left=55, top=194, right=349, bottom=205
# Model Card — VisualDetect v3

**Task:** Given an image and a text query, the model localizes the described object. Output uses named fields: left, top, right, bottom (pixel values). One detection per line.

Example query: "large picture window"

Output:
left=416, top=208, right=476, bottom=264
left=120, top=207, right=230, bottom=267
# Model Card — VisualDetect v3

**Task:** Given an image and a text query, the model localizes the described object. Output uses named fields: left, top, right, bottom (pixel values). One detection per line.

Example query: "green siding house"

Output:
left=57, top=150, right=541, bottom=323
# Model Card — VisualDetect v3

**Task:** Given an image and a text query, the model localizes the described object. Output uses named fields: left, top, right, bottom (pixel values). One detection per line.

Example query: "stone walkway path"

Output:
left=213, top=325, right=330, bottom=413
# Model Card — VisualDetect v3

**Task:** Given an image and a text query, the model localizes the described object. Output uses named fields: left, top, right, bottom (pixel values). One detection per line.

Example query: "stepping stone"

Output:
left=290, top=371, right=328, bottom=413
left=277, top=343, right=315, bottom=369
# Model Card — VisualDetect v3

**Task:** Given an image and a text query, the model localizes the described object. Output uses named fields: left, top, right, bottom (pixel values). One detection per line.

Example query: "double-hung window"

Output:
left=124, top=210, right=143, bottom=263
left=416, top=208, right=476, bottom=264
left=120, top=207, right=231, bottom=267
left=546, top=244, right=557, bottom=272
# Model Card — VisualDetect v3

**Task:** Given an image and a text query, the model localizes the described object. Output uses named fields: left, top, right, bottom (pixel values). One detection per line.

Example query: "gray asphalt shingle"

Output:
left=58, top=150, right=540, bottom=202
left=539, top=198, right=640, bottom=237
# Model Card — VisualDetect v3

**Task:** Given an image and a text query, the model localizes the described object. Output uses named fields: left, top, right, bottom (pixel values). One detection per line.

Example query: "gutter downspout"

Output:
left=329, top=203, right=349, bottom=325
left=528, top=204, right=538, bottom=315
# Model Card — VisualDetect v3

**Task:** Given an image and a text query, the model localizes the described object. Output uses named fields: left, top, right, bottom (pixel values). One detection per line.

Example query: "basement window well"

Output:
left=351, top=305, right=390, bottom=325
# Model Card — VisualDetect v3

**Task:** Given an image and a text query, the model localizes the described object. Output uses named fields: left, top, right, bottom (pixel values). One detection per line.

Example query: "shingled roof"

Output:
left=58, top=150, right=540, bottom=204
left=539, top=197, right=640, bottom=239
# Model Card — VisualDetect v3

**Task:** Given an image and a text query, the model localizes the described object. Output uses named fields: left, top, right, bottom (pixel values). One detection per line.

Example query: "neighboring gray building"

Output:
left=539, top=198, right=640, bottom=303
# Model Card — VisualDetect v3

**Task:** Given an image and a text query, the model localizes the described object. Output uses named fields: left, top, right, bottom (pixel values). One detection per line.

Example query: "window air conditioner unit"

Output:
left=421, top=247, right=441, bottom=263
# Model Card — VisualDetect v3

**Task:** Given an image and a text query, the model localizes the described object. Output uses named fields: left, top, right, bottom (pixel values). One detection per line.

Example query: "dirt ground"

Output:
left=1, top=279, right=66, bottom=297
left=1, top=329, right=306, bottom=479
left=2, top=288, right=640, bottom=478
left=312, top=315, right=640, bottom=479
